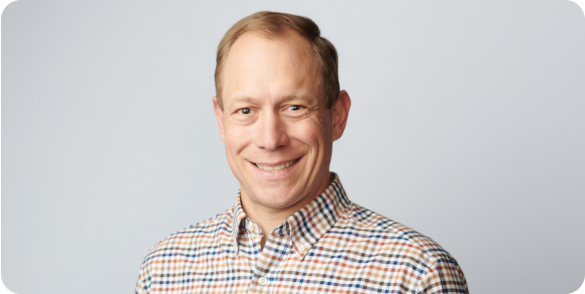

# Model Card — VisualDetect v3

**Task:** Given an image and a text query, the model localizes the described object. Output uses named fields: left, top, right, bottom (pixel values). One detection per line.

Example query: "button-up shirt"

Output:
left=136, top=173, right=468, bottom=293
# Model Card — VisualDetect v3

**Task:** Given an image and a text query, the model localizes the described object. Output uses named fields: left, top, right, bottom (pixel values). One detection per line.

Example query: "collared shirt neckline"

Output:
left=231, top=172, right=350, bottom=258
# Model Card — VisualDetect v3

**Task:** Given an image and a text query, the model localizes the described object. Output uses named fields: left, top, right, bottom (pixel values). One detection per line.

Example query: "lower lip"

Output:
left=251, top=158, right=301, bottom=179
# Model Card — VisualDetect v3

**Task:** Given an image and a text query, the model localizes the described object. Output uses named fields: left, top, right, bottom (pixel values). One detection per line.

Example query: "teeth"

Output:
left=256, top=159, right=298, bottom=173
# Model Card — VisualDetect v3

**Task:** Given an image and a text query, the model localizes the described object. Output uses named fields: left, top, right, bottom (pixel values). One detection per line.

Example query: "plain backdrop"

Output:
left=2, top=0, right=585, bottom=293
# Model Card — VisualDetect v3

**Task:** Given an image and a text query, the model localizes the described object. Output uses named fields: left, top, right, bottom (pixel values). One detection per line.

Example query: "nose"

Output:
left=254, top=110, right=289, bottom=151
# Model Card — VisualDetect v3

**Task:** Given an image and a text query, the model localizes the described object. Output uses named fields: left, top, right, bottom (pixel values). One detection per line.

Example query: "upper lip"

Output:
left=251, top=158, right=300, bottom=167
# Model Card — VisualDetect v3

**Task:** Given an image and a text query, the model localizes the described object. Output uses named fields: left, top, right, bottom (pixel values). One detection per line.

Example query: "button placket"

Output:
left=249, top=227, right=291, bottom=292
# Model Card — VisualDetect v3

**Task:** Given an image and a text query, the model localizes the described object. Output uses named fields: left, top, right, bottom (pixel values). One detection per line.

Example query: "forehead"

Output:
left=226, top=31, right=315, bottom=74
left=221, top=31, right=321, bottom=106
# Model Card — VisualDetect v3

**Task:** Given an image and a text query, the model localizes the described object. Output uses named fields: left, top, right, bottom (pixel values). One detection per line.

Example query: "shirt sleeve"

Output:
left=416, top=255, right=469, bottom=294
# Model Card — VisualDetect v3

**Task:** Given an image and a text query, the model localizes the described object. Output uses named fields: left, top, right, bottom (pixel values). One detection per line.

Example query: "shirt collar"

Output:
left=231, top=172, right=351, bottom=258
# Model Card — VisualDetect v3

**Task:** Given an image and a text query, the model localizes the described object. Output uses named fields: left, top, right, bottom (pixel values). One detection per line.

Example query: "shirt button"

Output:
left=258, top=276, right=268, bottom=286
left=297, top=244, right=306, bottom=253
left=246, top=223, right=254, bottom=232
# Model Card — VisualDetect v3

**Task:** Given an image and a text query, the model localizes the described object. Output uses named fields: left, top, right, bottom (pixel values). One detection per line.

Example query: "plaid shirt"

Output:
left=136, top=173, right=468, bottom=293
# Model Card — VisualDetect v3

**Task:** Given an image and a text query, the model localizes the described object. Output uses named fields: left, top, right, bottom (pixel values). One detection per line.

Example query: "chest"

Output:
left=147, top=234, right=426, bottom=294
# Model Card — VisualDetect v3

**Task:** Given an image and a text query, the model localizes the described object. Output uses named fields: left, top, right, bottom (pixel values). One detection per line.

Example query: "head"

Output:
left=212, top=11, right=351, bottom=214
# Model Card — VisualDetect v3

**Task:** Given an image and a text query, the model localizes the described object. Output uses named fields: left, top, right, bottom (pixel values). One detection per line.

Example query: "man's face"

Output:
left=213, top=31, right=348, bottom=212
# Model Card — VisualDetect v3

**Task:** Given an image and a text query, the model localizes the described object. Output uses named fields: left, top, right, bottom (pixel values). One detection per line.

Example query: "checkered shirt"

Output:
left=136, top=173, right=468, bottom=293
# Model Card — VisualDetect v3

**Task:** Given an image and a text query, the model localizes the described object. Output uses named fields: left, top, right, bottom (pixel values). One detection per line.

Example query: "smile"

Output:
left=253, top=158, right=300, bottom=173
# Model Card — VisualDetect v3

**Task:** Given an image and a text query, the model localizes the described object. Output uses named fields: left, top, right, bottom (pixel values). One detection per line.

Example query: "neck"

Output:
left=240, top=175, right=331, bottom=250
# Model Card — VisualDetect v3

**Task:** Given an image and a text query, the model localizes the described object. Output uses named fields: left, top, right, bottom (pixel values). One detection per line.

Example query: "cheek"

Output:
left=288, top=119, right=330, bottom=148
left=225, top=124, right=252, bottom=155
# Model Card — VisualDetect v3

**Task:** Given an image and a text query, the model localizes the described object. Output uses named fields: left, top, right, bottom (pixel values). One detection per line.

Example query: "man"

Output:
left=136, top=11, right=468, bottom=293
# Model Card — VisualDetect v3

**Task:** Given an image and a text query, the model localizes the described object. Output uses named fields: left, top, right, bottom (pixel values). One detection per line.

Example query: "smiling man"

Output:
left=136, top=11, right=468, bottom=294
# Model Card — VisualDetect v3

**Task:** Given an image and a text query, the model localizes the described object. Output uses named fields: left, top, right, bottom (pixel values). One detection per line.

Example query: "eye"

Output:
left=238, top=108, right=251, bottom=115
left=283, top=105, right=308, bottom=118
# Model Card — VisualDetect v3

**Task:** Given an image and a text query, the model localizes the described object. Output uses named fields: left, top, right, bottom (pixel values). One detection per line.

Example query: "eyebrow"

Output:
left=227, top=93, right=318, bottom=108
left=228, top=96, right=258, bottom=108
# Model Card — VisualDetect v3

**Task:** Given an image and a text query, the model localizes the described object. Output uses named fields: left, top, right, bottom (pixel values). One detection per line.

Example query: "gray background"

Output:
left=2, top=0, right=585, bottom=293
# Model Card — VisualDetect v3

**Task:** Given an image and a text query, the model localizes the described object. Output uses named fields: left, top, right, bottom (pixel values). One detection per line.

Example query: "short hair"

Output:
left=214, top=11, right=340, bottom=110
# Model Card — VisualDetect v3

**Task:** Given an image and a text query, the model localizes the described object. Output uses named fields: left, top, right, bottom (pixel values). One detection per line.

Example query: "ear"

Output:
left=331, top=90, right=351, bottom=141
left=212, top=96, right=226, bottom=143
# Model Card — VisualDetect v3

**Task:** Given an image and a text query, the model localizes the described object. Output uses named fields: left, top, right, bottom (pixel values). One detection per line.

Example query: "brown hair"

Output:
left=214, top=11, right=339, bottom=110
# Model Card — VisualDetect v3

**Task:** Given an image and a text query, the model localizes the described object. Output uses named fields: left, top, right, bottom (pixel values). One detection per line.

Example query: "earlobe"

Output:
left=212, top=96, right=226, bottom=143
left=332, top=90, right=351, bottom=141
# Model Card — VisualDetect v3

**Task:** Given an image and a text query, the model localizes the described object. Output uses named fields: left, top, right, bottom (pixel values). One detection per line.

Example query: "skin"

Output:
left=213, top=31, right=351, bottom=249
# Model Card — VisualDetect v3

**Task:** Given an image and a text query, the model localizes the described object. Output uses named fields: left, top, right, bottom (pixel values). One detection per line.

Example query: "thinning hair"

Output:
left=214, top=11, right=339, bottom=110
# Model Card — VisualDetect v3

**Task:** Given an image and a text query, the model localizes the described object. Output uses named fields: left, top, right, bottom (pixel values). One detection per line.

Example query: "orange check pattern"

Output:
left=136, top=173, right=468, bottom=293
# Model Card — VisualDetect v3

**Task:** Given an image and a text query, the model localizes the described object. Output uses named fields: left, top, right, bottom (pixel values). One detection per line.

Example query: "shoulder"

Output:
left=140, top=207, right=233, bottom=264
left=341, top=202, right=458, bottom=264
left=135, top=208, right=234, bottom=293
left=338, top=202, right=468, bottom=292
